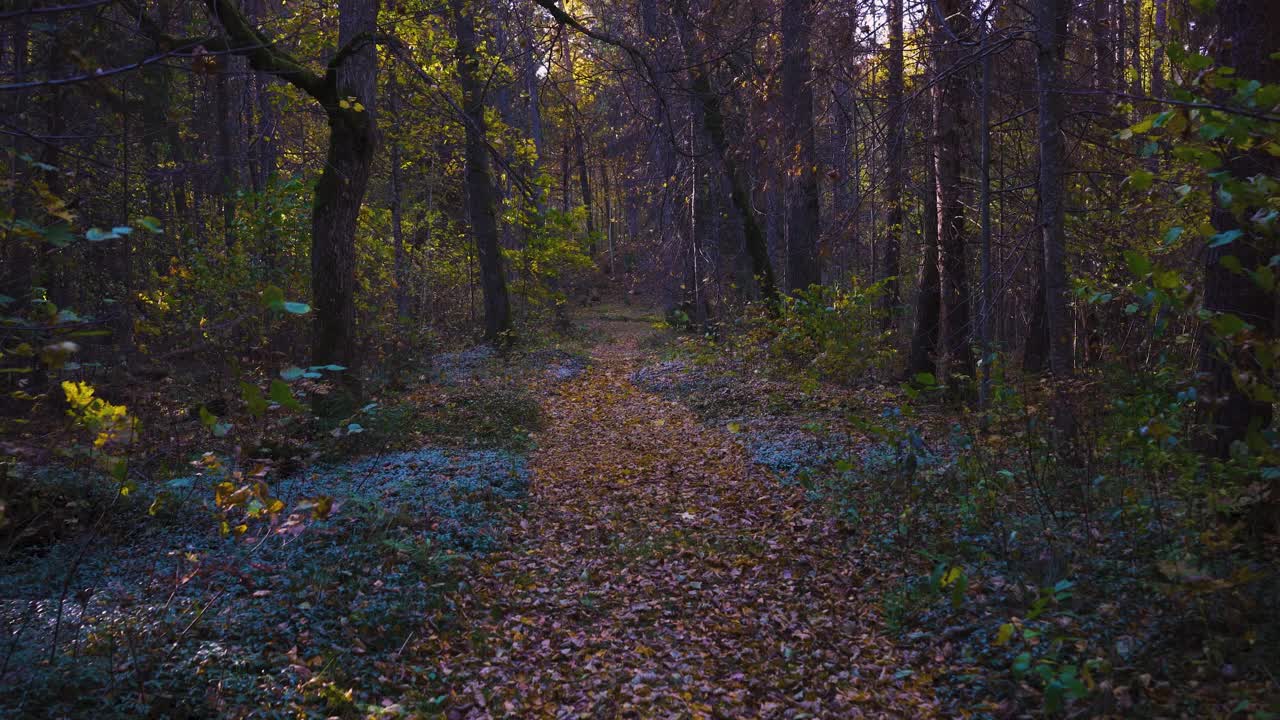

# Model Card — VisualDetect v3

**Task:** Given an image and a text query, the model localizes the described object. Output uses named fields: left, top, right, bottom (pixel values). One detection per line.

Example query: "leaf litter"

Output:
left=419, top=313, right=942, bottom=718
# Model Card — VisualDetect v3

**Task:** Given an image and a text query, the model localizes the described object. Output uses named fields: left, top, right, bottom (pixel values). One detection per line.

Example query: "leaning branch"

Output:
left=203, top=0, right=329, bottom=101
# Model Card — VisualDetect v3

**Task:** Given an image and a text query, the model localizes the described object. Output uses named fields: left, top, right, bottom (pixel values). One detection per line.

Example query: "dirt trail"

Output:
left=432, top=310, right=938, bottom=718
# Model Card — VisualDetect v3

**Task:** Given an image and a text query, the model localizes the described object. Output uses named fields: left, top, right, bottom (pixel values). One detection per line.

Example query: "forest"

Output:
left=1, top=0, right=1278, bottom=716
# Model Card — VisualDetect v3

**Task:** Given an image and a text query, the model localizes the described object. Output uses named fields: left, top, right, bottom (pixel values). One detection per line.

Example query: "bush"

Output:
left=745, top=280, right=897, bottom=385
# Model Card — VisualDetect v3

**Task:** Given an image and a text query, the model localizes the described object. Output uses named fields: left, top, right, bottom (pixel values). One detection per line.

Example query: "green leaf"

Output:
left=279, top=366, right=306, bottom=382
left=111, top=226, right=133, bottom=236
left=1162, top=226, right=1184, bottom=246
left=241, top=382, right=267, bottom=417
left=43, top=222, right=74, bottom=248
left=262, top=285, right=285, bottom=309
left=1211, top=312, right=1250, bottom=337
left=1044, top=680, right=1066, bottom=714
left=1123, top=250, right=1152, bottom=277
left=283, top=301, right=311, bottom=315
left=1153, top=269, right=1182, bottom=290
left=198, top=405, right=217, bottom=429
left=135, top=216, right=163, bottom=233
left=1252, top=266, right=1275, bottom=292
left=1127, top=169, right=1154, bottom=191
left=269, top=379, right=302, bottom=410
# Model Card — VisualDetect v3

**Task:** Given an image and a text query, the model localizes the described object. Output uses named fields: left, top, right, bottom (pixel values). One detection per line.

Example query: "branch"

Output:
left=323, top=31, right=396, bottom=90
left=530, top=0, right=691, bottom=158
left=0, top=0, right=114, bottom=20
left=0, top=41, right=207, bottom=92
left=203, top=0, right=329, bottom=101
left=388, top=43, right=540, bottom=204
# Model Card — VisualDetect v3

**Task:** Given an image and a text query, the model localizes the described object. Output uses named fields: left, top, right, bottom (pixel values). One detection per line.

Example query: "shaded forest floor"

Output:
left=4, top=304, right=1276, bottom=718
left=412, top=309, right=940, bottom=718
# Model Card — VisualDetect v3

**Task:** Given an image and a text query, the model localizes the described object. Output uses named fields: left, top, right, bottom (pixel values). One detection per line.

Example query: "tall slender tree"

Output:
left=1036, top=0, right=1072, bottom=377
left=932, top=0, right=975, bottom=380
left=882, top=0, right=905, bottom=325
left=453, top=0, right=512, bottom=343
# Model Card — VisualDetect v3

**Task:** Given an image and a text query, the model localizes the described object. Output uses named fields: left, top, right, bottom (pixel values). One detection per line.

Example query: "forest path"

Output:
left=430, top=308, right=938, bottom=718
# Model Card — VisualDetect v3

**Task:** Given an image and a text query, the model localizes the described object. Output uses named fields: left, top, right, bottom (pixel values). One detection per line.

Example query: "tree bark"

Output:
left=204, top=0, right=382, bottom=377
left=453, top=0, right=512, bottom=344
left=882, top=0, right=904, bottom=323
left=908, top=159, right=941, bottom=379
left=1199, top=0, right=1280, bottom=457
left=932, top=0, right=975, bottom=380
left=781, top=0, right=821, bottom=292
left=1151, top=0, right=1167, bottom=98
left=1036, top=0, right=1072, bottom=376
left=1092, top=0, right=1113, bottom=94
left=311, top=0, right=379, bottom=372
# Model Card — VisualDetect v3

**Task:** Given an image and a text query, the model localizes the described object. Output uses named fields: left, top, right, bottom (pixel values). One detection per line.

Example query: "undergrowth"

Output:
left=634, top=319, right=1280, bottom=717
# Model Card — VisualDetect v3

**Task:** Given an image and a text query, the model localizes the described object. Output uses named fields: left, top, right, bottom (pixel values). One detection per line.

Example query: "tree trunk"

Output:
left=453, top=0, right=512, bottom=344
left=1092, top=0, right=1113, bottom=94
left=781, top=0, right=821, bottom=292
left=311, top=0, right=380, bottom=373
left=1151, top=0, right=1167, bottom=98
left=521, top=16, right=547, bottom=213
left=1200, top=0, right=1280, bottom=457
left=691, top=68, right=778, bottom=301
left=1036, top=0, right=1073, bottom=376
left=908, top=160, right=942, bottom=379
left=389, top=72, right=410, bottom=322
left=933, top=0, right=975, bottom=380
left=882, top=0, right=904, bottom=323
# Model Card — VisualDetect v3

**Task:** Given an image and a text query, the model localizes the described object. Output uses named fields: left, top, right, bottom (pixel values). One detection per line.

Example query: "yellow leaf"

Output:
left=995, top=622, right=1015, bottom=646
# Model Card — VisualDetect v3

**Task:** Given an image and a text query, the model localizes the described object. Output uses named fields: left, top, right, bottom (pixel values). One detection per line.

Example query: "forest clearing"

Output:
left=2, top=0, right=1279, bottom=717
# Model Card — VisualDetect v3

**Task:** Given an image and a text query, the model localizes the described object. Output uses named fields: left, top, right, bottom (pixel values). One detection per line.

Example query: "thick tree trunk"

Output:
left=933, top=0, right=975, bottom=380
left=311, top=0, right=380, bottom=372
left=1036, top=0, right=1072, bottom=376
left=781, top=0, right=821, bottom=292
left=453, top=0, right=513, bottom=344
left=1200, top=0, right=1280, bottom=457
